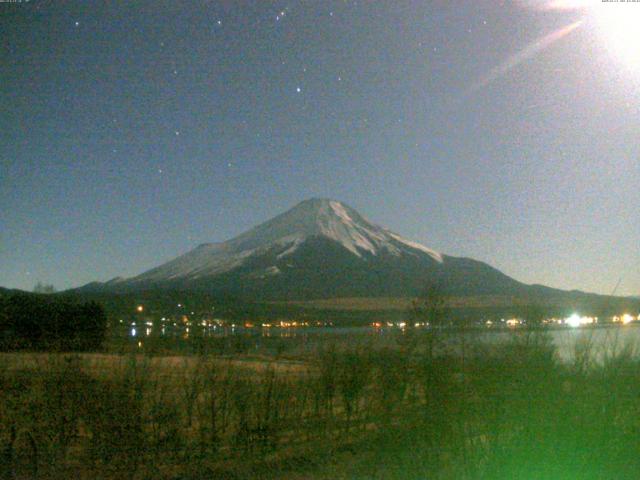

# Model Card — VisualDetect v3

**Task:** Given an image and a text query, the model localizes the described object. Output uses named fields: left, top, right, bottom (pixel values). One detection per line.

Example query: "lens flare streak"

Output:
left=467, top=20, right=583, bottom=94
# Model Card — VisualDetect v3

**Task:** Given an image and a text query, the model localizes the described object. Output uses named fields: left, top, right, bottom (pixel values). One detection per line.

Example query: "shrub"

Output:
left=0, top=294, right=107, bottom=351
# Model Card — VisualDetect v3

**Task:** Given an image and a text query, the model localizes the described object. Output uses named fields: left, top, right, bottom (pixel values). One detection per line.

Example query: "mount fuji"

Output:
left=81, top=198, right=543, bottom=300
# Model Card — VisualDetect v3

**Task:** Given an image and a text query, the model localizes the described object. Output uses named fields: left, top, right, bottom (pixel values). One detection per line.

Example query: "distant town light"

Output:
left=565, top=313, right=595, bottom=328
left=136, top=305, right=144, bottom=312
left=621, top=313, right=634, bottom=325
left=566, top=314, right=581, bottom=328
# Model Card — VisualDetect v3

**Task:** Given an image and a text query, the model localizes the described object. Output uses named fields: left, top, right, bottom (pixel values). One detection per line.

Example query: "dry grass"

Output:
left=275, top=295, right=575, bottom=311
left=0, top=352, right=308, bottom=376
left=2, top=331, right=640, bottom=479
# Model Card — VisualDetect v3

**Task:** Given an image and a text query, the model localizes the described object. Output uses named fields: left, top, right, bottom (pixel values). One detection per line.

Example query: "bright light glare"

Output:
left=566, top=314, right=582, bottom=328
left=592, top=3, right=640, bottom=70
left=565, top=313, right=595, bottom=328
left=539, top=1, right=640, bottom=71
left=621, top=314, right=634, bottom=325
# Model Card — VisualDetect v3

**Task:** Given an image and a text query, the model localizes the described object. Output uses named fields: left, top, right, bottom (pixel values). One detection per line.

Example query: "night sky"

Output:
left=2, top=1, right=639, bottom=295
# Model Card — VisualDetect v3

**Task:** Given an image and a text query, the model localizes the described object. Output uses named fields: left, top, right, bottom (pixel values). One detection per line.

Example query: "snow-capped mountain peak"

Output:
left=225, top=198, right=441, bottom=261
left=125, top=198, right=442, bottom=284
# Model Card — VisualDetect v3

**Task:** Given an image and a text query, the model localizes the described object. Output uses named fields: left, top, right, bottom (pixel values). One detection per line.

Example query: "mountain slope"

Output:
left=129, top=198, right=442, bottom=284
left=79, top=198, right=547, bottom=300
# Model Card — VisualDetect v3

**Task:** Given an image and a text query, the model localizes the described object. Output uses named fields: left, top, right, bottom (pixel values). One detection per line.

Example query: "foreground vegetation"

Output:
left=2, top=329, right=640, bottom=479
left=0, top=293, right=107, bottom=351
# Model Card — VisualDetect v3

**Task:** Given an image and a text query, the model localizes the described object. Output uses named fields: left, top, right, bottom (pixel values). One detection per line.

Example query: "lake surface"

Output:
left=120, top=322, right=640, bottom=361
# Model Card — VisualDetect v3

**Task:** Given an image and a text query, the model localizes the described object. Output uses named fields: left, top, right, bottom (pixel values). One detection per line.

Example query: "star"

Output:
left=296, top=87, right=301, bottom=93
left=158, top=168, right=163, bottom=174
left=74, top=21, right=80, bottom=27
left=175, top=130, right=180, bottom=136
left=217, top=20, right=222, bottom=25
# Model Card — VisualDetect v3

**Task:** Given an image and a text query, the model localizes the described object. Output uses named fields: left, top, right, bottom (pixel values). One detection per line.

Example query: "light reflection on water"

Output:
left=452, top=326, right=640, bottom=363
left=121, top=323, right=640, bottom=361
left=544, top=327, right=640, bottom=362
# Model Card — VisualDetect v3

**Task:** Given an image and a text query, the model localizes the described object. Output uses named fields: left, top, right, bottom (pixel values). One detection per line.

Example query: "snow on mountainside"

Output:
left=73, top=198, right=640, bottom=304
left=127, top=198, right=442, bottom=284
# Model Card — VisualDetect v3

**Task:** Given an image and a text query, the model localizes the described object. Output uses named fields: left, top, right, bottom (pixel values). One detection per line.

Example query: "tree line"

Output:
left=0, top=293, right=107, bottom=351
